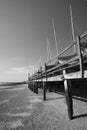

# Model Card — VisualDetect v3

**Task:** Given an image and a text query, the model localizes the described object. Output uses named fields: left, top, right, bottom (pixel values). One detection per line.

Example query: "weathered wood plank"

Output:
left=77, top=35, right=84, bottom=78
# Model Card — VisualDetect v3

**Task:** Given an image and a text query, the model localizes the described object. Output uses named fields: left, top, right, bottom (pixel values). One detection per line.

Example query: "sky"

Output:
left=0, top=0, right=87, bottom=82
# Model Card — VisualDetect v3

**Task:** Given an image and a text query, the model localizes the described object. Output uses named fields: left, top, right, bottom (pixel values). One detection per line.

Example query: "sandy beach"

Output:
left=0, top=84, right=87, bottom=130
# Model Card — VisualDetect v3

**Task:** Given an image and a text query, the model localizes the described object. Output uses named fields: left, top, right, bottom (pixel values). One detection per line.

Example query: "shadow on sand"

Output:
left=46, top=96, right=65, bottom=101
left=47, top=80, right=87, bottom=119
left=73, top=113, right=87, bottom=119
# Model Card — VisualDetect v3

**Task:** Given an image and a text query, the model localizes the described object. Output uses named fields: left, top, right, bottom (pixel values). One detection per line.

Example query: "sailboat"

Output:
left=53, top=4, right=77, bottom=65
left=47, top=4, right=87, bottom=69
left=58, top=6, right=87, bottom=66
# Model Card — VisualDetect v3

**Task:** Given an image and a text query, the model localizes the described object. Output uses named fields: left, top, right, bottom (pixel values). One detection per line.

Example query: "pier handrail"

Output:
left=47, top=41, right=76, bottom=64
left=80, top=31, right=87, bottom=40
left=47, top=31, right=87, bottom=65
left=29, top=31, right=87, bottom=81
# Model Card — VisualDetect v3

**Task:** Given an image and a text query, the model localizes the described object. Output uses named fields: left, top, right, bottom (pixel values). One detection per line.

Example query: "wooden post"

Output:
left=35, top=82, right=38, bottom=94
left=45, top=63, right=47, bottom=81
left=35, top=81, right=38, bottom=94
left=40, top=65, right=46, bottom=100
left=29, top=83, right=31, bottom=90
left=43, top=81, right=46, bottom=100
left=63, top=70, right=73, bottom=120
left=40, top=66, right=43, bottom=89
left=30, top=82, right=32, bottom=90
left=34, top=82, right=36, bottom=93
left=31, top=82, right=33, bottom=91
left=33, top=82, right=35, bottom=93
left=32, top=83, right=33, bottom=91
left=36, top=70, right=39, bottom=94
left=34, top=82, right=37, bottom=93
left=36, top=82, right=38, bottom=94
left=43, top=63, right=47, bottom=100
left=77, top=35, right=84, bottom=78
left=28, top=73, right=30, bottom=89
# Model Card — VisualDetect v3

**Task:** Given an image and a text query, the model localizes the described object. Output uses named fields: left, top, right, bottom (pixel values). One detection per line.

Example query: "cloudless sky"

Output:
left=0, top=0, right=87, bottom=82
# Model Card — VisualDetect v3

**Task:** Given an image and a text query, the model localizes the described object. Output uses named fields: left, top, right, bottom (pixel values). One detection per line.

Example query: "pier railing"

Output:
left=29, top=31, right=87, bottom=81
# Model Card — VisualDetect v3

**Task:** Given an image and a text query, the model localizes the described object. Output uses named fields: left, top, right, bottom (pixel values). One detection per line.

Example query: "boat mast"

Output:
left=46, top=37, right=51, bottom=62
left=70, top=4, right=77, bottom=53
left=52, top=18, right=59, bottom=56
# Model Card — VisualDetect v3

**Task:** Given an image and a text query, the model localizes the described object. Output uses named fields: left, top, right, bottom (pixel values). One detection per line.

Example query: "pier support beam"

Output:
left=31, top=83, right=33, bottom=91
left=64, top=79, right=73, bottom=120
left=36, top=82, right=38, bottom=94
left=63, top=70, right=73, bottom=120
left=32, top=83, right=34, bottom=92
left=29, top=83, right=31, bottom=90
left=43, top=82, right=46, bottom=100
left=33, top=83, right=36, bottom=93
left=43, top=63, right=47, bottom=100
left=77, top=35, right=84, bottom=78
left=34, top=82, right=37, bottom=93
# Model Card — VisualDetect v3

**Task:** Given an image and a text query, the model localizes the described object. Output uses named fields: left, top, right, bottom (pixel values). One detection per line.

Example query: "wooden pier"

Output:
left=28, top=32, right=87, bottom=120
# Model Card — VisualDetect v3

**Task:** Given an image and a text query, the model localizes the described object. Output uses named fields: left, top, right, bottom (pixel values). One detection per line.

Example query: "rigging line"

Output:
left=33, top=56, right=42, bottom=70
